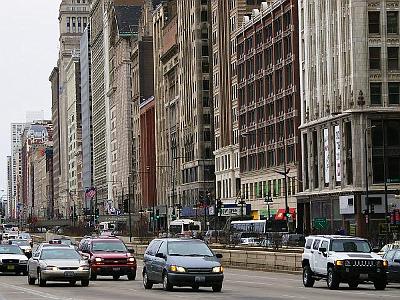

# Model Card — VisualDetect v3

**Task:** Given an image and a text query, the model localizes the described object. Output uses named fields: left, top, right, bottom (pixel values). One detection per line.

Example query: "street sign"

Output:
left=313, top=218, right=328, bottom=230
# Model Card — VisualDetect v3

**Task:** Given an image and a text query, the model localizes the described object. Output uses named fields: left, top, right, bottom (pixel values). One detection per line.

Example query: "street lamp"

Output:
left=364, top=125, right=376, bottom=235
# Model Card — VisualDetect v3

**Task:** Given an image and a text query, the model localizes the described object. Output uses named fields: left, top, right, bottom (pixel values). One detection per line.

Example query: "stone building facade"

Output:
left=297, top=0, right=400, bottom=238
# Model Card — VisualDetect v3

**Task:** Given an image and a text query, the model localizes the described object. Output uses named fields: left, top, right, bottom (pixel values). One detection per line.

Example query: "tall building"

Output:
left=80, top=26, right=93, bottom=211
left=176, top=0, right=215, bottom=216
left=7, top=156, right=12, bottom=219
left=211, top=0, right=266, bottom=208
left=10, top=123, right=25, bottom=219
left=237, top=0, right=301, bottom=220
left=54, top=0, right=89, bottom=218
left=297, top=0, right=400, bottom=237
left=26, top=111, right=45, bottom=123
left=66, top=51, right=83, bottom=218
left=153, top=0, right=180, bottom=219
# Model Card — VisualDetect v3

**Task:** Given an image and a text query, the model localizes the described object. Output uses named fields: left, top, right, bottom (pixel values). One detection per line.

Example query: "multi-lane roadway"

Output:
left=0, top=264, right=399, bottom=300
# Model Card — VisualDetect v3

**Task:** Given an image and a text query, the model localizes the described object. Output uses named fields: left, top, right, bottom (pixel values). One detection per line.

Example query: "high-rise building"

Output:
left=211, top=0, right=267, bottom=208
left=7, top=156, right=12, bottom=219
left=237, top=0, right=301, bottom=221
left=298, top=0, right=400, bottom=237
left=54, top=0, right=89, bottom=218
left=176, top=0, right=215, bottom=218
left=10, top=123, right=25, bottom=219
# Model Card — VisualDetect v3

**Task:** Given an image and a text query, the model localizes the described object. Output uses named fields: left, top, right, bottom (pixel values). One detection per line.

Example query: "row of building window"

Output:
left=368, top=11, right=399, bottom=35
left=370, top=82, right=400, bottom=105
left=241, top=176, right=297, bottom=200
left=369, top=47, right=399, bottom=70
left=66, top=16, right=88, bottom=33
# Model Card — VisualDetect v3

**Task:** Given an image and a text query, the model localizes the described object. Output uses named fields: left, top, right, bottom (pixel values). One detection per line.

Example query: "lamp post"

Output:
left=364, top=125, right=376, bottom=235
left=128, top=174, right=133, bottom=243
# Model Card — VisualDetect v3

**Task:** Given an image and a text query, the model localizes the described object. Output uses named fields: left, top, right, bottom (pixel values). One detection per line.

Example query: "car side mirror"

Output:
left=216, top=253, right=223, bottom=259
left=128, top=248, right=135, bottom=254
left=155, top=253, right=166, bottom=259
left=372, top=247, right=380, bottom=253
left=394, top=259, right=400, bottom=263
left=318, top=247, right=327, bottom=253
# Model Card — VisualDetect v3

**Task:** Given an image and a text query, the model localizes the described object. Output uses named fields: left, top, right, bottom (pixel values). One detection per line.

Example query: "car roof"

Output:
left=306, top=235, right=367, bottom=241
left=40, top=243, right=70, bottom=248
left=153, top=238, right=205, bottom=243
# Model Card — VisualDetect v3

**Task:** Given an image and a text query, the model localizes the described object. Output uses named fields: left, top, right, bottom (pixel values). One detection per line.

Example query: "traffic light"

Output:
left=155, top=209, right=160, bottom=220
left=216, top=200, right=223, bottom=213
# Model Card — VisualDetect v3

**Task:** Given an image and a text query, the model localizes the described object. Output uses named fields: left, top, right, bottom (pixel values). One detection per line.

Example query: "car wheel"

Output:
left=143, top=270, right=153, bottom=289
left=113, top=275, right=120, bottom=280
left=28, top=274, right=35, bottom=285
left=162, top=272, right=173, bottom=291
left=302, top=265, right=315, bottom=288
left=127, top=271, right=136, bottom=281
left=348, top=281, right=359, bottom=289
left=212, top=284, right=222, bottom=292
left=90, top=271, right=97, bottom=281
left=69, top=280, right=76, bottom=286
left=38, top=270, right=46, bottom=287
left=374, top=279, right=387, bottom=290
left=327, top=267, right=340, bottom=290
left=81, top=279, right=89, bottom=287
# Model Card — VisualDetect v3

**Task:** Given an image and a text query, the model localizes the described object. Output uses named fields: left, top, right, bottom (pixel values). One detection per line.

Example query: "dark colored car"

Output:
left=143, top=238, right=224, bottom=292
left=383, top=249, right=400, bottom=283
left=79, top=236, right=136, bottom=280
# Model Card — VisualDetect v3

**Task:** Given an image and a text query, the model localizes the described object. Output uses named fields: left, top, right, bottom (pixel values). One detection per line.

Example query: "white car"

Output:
left=378, top=242, right=400, bottom=257
left=0, top=244, right=28, bottom=275
left=8, top=239, right=32, bottom=257
left=302, top=235, right=387, bottom=290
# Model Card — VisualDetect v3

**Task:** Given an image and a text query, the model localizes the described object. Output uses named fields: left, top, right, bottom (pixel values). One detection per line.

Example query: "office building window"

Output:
left=389, top=82, right=400, bottom=104
left=388, top=47, right=399, bottom=70
left=368, top=11, right=380, bottom=34
left=369, top=47, right=381, bottom=70
left=387, top=11, right=399, bottom=34
left=370, top=82, right=382, bottom=105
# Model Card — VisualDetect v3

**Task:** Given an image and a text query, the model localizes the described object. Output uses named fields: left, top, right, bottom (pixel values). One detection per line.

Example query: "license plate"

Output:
left=359, top=274, right=368, bottom=280
left=7, top=265, right=15, bottom=270
left=64, top=271, right=75, bottom=277
left=113, top=268, right=120, bottom=271
left=195, top=276, right=206, bottom=283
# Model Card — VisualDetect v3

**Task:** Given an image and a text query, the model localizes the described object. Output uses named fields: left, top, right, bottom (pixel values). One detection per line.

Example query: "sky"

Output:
left=0, top=1, right=60, bottom=194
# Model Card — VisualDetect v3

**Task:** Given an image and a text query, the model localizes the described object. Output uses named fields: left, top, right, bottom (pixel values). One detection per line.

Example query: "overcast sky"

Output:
left=0, top=1, right=60, bottom=194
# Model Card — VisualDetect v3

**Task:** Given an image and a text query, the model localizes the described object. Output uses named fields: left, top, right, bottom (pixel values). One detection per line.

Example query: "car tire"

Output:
left=212, top=284, right=222, bottom=292
left=69, top=280, right=76, bottom=286
left=302, top=265, right=315, bottom=288
left=81, top=279, right=89, bottom=287
left=162, top=272, right=173, bottom=291
left=28, top=274, right=35, bottom=285
left=38, top=270, right=46, bottom=287
left=127, top=272, right=136, bottom=281
left=90, top=271, right=97, bottom=281
left=113, top=275, right=120, bottom=280
left=327, top=267, right=340, bottom=290
left=143, top=270, right=153, bottom=290
left=348, top=281, right=359, bottom=289
left=374, top=279, right=386, bottom=290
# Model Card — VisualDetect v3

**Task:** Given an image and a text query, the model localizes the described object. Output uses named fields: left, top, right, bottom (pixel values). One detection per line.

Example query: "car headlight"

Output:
left=95, top=257, right=103, bottom=262
left=212, top=266, right=224, bottom=273
left=382, top=260, right=388, bottom=268
left=334, top=260, right=344, bottom=266
left=78, top=266, right=90, bottom=271
left=169, top=265, right=186, bottom=273
left=128, top=257, right=135, bottom=262
left=45, top=266, right=59, bottom=271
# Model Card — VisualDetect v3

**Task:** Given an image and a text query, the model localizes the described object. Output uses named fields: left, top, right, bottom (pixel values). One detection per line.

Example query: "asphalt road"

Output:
left=0, top=265, right=399, bottom=300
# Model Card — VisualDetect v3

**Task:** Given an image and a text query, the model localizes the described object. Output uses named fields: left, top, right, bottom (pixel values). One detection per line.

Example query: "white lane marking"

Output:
left=0, top=282, right=72, bottom=300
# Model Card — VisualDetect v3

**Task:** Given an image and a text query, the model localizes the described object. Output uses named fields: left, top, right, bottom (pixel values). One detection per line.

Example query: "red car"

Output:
left=79, top=236, right=136, bottom=280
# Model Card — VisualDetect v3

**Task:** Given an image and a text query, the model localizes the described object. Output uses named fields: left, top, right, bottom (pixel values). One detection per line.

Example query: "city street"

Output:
left=0, top=265, right=399, bottom=300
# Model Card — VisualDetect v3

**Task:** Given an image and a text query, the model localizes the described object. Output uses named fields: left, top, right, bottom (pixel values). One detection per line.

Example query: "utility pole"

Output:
left=128, top=174, right=132, bottom=243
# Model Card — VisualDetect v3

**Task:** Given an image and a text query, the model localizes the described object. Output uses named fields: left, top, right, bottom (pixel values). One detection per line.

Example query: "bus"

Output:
left=169, top=219, right=201, bottom=236
left=230, top=220, right=288, bottom=233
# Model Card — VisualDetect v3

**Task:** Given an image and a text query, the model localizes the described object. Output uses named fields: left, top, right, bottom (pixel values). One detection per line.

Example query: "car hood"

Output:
left=0, top=254, right=27, bottom=261
left=41, top=259, right=86, bottom=268
left=92, top=252, right=131, bottom=259
left=167, top=256, right=220, bottom=268
left=332, top=252, right=382, bottom=260
left=19, top=246, right=31, bottom=251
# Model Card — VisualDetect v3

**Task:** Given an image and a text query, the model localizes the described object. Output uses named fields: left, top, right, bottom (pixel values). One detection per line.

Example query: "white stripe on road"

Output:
left=0, top=282, right=73, bottom=300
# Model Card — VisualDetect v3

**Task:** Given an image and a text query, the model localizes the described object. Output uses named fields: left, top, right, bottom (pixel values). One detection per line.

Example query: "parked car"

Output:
left=0, top=244, right=28, bottom=275
left=142, top=238, right=224, bottom=292
left=383, top=249, right=400, bottom=283
left=27, top=245, right=90, bottom=287
left=8, top=239, right=32, bottom=258
left=78, top=236, right=136, bottom=280
left=302, top=235, right=388, bottom=290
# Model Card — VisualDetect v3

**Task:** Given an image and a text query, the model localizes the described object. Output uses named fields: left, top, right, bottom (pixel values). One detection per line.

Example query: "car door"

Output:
left=390, top=250, right=400, bottom=282
left=311, top=239, right=321, bottom=274
left=29, top=249, right=41, bottom=278
left=315, top=240, right=329, bottom=276
left=153, top=241, right=167, bottom=283
left=144, top=240, right=160, bottom=281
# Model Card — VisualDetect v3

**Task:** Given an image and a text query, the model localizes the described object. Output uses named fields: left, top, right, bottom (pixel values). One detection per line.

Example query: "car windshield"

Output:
left=41, top=249, right=81, bottom=260
left=330, top=239, right=371, bottom=253
left=92, top=241, right=127, bottom=252
left=19, top=233, right=31, bottom=239
left=0, top=245, right=24, bottom=255
left=60, top=239, right=72, bottom=246
left=168, top=241, right=214, bottom=257
left=10, top=240, right=30, bottom=246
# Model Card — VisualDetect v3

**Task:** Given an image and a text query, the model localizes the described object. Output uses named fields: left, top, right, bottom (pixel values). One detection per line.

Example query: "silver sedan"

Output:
left=27, top=246, right=90, bottom=287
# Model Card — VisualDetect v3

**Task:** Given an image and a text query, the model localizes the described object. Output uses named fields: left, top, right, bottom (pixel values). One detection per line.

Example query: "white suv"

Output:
left=302, top=235, right=388, bottom=290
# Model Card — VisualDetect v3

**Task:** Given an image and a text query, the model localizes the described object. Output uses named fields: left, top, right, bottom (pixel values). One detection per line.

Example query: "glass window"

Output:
left=41, top=249, right=81, bottom=260
left=305, top=239, right=312, bottom=249
left=389, top=82, right=400, bottom=104
left=387, top=11, right=399, bottom=34
left=369, top=47, right=381, bottom=70
left=368, top=11, right=380, bottom=34
left=168, top=241, right=213, bottom=257
left=388, top=47, right=399, bottom=70
left=370, top=82, right=382, bottom=105
left=330, top=239, right=371, bottom=253
left=320, top=240, right=328, bottom=250
left=157, top=242, right=167, bottom=255
left=394, top=250, right=400, bottom=261
left=312, top=239, right=320, bottom=250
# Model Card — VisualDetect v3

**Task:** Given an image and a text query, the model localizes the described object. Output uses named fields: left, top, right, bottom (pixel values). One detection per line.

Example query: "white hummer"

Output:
left=302, top=235, right=388, bottom=290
